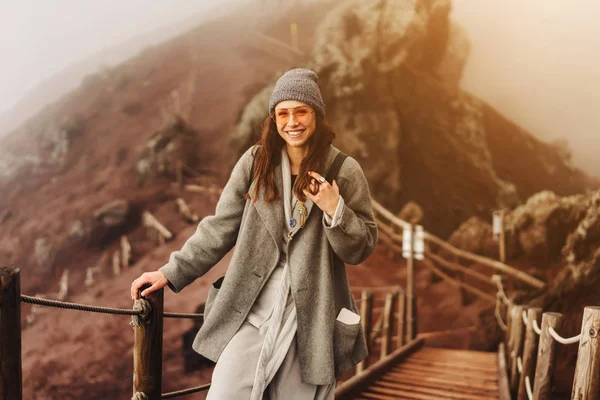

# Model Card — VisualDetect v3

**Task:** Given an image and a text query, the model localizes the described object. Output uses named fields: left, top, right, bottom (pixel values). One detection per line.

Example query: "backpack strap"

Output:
left=325, top=151, right=348, bottom=184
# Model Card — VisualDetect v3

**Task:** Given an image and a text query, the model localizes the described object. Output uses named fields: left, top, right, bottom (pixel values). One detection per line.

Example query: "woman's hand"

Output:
left=130, top=271, right=169, bottom=300
left=303, top=171, right=340, bottom=218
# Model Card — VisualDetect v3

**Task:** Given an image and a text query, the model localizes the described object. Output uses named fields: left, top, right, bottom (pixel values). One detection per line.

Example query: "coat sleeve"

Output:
left=322, top=156, right=378, bottom=265
left=158, top=146, right=255, bottom=293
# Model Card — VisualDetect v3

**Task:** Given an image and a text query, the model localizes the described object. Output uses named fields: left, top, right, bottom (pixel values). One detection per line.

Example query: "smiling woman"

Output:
left=131, top=68, right=378, bottom=400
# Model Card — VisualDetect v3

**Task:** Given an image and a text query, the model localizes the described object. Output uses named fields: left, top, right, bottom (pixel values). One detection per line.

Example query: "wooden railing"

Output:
left=7, top=192, right=589, bottom=399
left=0, top=267, right=208, bottom=400
left=493, top=276, right=600, bottom=399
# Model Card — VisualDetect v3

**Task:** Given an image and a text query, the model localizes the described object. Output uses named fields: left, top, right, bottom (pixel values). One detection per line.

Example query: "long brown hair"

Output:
left=245, top=115, right=336, bottom=204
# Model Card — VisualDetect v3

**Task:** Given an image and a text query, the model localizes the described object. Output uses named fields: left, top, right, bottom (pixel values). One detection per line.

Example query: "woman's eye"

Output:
left=277, top=111, right=289, bottom=117
left=296, top=110, right=308, bottom=116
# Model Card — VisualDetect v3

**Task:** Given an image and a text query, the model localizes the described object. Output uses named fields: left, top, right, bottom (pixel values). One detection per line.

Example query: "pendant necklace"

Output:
left=289, top=198, right=307, bottom=228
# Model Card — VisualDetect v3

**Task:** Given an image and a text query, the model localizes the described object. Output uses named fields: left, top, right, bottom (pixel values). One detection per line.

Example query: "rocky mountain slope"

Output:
left=0, top=0, right=596, bottom=398
left=235, top=0, right=596, bottom=238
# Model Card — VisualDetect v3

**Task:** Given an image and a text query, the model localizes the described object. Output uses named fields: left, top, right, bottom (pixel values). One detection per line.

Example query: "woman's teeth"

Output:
left=287, top=130, right=303, bottom=137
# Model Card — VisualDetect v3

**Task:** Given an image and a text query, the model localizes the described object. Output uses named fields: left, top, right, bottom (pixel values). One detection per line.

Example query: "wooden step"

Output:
left=339, top=345, right=501, bottom=399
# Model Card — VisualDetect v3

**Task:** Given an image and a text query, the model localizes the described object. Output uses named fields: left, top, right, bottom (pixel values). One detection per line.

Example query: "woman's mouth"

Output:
left=286, top=129, right=304, bottom=138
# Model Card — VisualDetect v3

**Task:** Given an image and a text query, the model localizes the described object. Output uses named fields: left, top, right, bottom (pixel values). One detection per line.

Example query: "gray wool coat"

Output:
left=159, top=144, right=378, bottom=385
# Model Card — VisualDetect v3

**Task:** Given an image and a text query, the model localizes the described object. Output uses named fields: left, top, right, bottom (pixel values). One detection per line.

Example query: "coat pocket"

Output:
left=204, top=276, right=224, bottom=321
left=333, top=319, right=361, bottom=377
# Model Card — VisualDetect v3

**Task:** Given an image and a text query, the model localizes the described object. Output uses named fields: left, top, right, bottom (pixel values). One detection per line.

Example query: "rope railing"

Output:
left=21, top=294, right=143, bottom=316
left=163, top=312, right=203, bottom=319
left=494, top=278, right=600, bottom=398
left=495, top=295, right=508, bottom=331
left=21, top=294, right=205, bottom=320
left=3, top=276, right=212, bottom=399
left=532, top=318, right=542, bottom=335
left=525, top=375, right=533, bottom=400
left=548, top=326, right=581, bottom=345
left=161, top=383, right=211, bottom=399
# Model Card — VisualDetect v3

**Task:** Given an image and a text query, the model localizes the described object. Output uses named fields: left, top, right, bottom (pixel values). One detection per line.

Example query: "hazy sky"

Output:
left=451, top=0, right=600, bottom=175
left=0, top=1, right=242, bottom=114
left=0, top=0, right=598, bottom=175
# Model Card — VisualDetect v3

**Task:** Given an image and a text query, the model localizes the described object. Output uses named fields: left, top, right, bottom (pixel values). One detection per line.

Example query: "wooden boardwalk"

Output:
left=336, top=340, right=506, bottom=400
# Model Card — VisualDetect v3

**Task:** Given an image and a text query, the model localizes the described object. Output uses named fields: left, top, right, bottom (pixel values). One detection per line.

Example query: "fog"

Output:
left=0, top=0, right=598, bottom=176
left=0, top=0, right=246, bottom=116
left=452, top=0, right=600, bottom=176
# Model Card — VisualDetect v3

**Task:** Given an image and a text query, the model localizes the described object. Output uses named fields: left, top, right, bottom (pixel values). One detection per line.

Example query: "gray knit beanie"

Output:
left=269, top=68, right=326, bottom=118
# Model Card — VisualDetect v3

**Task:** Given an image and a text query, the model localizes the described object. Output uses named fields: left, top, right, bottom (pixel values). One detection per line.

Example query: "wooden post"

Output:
left=509, top=305, right=525, bottom=397
left=571, top=306, right=600, bottom=399
left=505, top=303, right=514, bottom=373
left=112, top=250, right=121, bottom=276
left=133, top=285, right=164, bottom=399
left=0, top=267, right=23, bottom=399
left=499, top=209, right=506, bottom=264
left=406, top=226, right=417, bottom=342
left=380, top=291, right=395, bottom=360
left=533, top=312, right=563, bottom=400
left=176, top=160, right=183, bottom=189
left=356, top=290, right=373, bottom=374
left=518, top=307, right=542, bottom=400
left=396, top=288, right=405, bottom=350
left=121, top=236, right=131, bottom=268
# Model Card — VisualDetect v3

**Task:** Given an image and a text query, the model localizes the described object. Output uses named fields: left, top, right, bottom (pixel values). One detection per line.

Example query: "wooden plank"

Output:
left=380, top=375, right=498, bottom=397
left=335, top=338, right=424, bottom=400
left=375, top=380, right=494, bottom=400
left=385, top=370, right=499, bottom=391
left=390, top=364, right=498, bottom=381
left=402, top=358, right=498, bottom=374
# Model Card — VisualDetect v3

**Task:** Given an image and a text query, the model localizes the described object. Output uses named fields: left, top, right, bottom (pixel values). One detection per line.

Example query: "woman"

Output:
left=130, top=68, right=377, bottom=399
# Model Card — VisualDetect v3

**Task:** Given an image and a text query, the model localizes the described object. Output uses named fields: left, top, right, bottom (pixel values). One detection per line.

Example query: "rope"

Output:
left=517, top=356, right=523, bottom=373
left=532, top=319, right=542, bottom=335
left=163, top=312, right=203, bottom=319
left=525, top=375, right=533, bottom=400
left=132, top=392, right=148, bottom=400
left=522, top=310, right=529, bottom=326
left=495, top=295, right=508, bottom=331
left=161, top=383, right=211, bottom=399
left=21, top=295, right=142, bottom=316
left=491, top=275, right=511, bottom=305
left=549, top=327, right=581, bottom=344
left=131, top=299, right=152, bottom=327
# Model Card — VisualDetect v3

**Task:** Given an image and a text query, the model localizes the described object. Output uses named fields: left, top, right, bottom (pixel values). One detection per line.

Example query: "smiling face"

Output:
left=273, top=100, right=317, bottom=152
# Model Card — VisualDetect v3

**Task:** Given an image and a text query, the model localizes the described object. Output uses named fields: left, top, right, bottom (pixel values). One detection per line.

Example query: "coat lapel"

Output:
left=250, top=162, right=285, bottom=252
